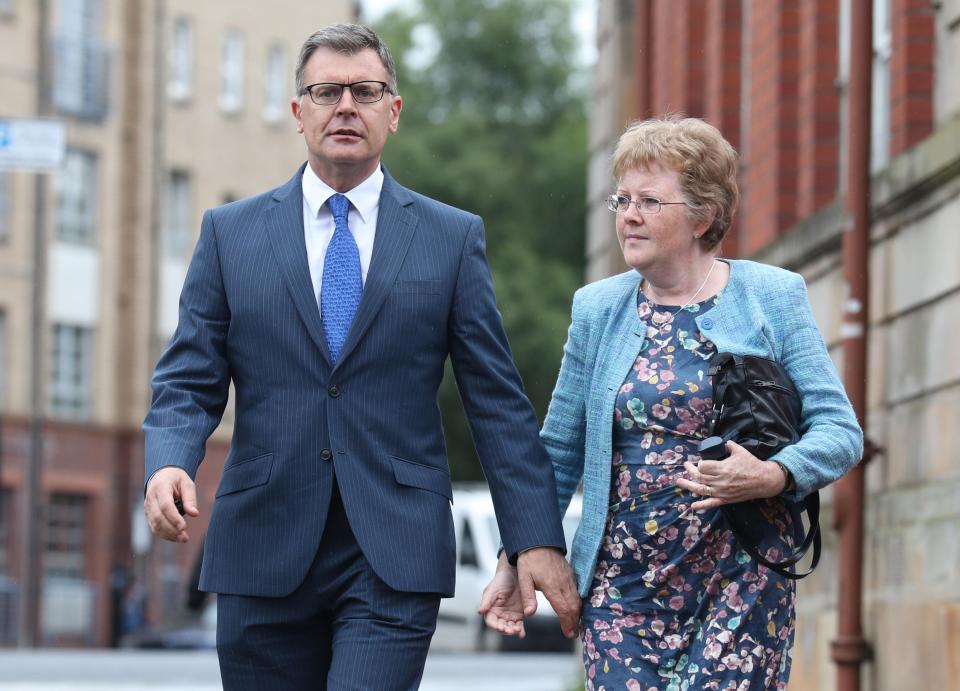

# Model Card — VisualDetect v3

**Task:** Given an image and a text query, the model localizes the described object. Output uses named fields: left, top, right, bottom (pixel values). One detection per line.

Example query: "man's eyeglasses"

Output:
left=606, top=194, right=689, bottom=215
left=301, top=81, right=392, bottom=106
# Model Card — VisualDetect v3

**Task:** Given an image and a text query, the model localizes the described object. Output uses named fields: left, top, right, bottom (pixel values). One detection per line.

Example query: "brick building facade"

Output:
left=0, top=0, right=355, bottom=647
left=588, top=1, right=958, bottom=688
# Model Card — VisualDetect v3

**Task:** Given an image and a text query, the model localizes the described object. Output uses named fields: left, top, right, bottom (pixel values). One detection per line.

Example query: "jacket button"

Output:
left=702, top=317, right=714, bottom=330
left=328, top=385, right=340, bottom=398
left=320, top=449, right=332, bottom=461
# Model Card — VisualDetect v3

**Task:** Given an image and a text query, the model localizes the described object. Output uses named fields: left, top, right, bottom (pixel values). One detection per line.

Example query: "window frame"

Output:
left=219, top=29, right=245, bottom=114
left=48, top=323, right=94, bottom=420
left=871, top=0, right=892, bottom=172
left=44, top=492, right=90, bottom=581
left=162, top=170, right=191, bottom=259
left=54, top=149, right=99, bottom=246
left=263, top=43, right=287, bottom=124
left=167, top=16, right=194, bottom=102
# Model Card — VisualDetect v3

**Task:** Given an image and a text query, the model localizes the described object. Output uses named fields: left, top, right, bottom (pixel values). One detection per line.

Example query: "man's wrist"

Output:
left=512, top=545, right=563, bottom=566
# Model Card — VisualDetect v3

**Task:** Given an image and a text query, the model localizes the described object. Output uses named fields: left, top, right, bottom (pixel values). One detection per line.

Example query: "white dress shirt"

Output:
left=302, top=163, right=383, bottom=306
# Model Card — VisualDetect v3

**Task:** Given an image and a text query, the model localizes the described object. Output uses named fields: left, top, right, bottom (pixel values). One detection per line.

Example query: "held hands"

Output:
left=477, top=554, right=527, bottom=638
left=676, top=439, right=789, bottom=512
left=478, top=547, right=580, bottom=640
left=143, top=467, right=200, bottom=543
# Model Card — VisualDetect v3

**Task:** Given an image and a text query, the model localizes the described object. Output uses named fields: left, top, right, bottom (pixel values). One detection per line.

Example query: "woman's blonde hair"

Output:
left=612, top=115, right=739, bottom=249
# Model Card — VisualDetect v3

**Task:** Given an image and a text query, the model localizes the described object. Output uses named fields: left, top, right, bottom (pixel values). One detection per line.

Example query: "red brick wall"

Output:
left=889, top=0, right=934, bottom=157
left=650, top=0, right=681, bottom=113
left=629, top=0, right=935, bottom=260
left=645, top=0, right=709, bottom=118
left=685, top=0, right=707, bottom=118
left=704, top=0, right=742, bottom=144
left=798, top=0, right=840, bottom=218
left=0, top=416, right=228, bottom=646
left=742, top=1, right=802, bottom=255
left=703, top=0, right=743, bottom=255
left=634, top=0, right=654, bottom=119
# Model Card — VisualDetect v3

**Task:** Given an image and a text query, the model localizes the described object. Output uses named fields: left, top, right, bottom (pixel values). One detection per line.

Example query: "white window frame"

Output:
left=871, top=0, right=892, bottom=172
left=263, top=44, right=287, bottom=124
left=168, top=16, right=193, bottom=102
left=219, top=29, right=245, bottom=113
left=49, top=323, right=94, bottom=420
left=54, top=0, right=105, bottom=118
left=162, top=170, right=191, bottom=259
left=55, top=149, right=98, bottom=245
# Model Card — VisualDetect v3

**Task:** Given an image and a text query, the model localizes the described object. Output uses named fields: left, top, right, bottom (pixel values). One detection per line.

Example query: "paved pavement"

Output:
left=0, top=616, right=582, bottom=690
left=0, top=649, right=581, bottom=690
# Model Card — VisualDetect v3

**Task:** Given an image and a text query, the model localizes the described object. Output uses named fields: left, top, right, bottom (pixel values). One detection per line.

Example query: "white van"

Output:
left=440, top=484, right=583, bottom=651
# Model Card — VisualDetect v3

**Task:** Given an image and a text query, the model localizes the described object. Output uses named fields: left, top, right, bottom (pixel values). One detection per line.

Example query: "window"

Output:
left=219, top=30, right=245, bottom=113
left=45, top=493, right=88, bottom=580
left=0, top=171, right=8, bottom=243
left=163, top=171, right=191, bottom=258
left=0, top=0, right=14, bottom=18
left=53, top=0, right=108, bottom=119
left=55, top=150, right=98, bottom=244
left=168, top=17, right=193, bottom=101
left=263, top=44, right=287, bottom=123
left=49, top=323, right=93, bottom=420
left=459, top=519, right=479, bottom=568
left=871, top=0, right=892, bottom=172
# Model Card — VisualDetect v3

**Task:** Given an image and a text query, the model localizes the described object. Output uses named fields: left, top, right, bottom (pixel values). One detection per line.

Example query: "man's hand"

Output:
left=144, top=467, right=199, bottom=543
left=477, top=553, right=526, bottom=638
left=516, top=547, right=580, bottom=639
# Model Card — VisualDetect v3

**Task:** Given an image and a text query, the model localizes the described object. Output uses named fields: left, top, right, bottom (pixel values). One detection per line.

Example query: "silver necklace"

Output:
left=641, top=259, right=718, bottom=330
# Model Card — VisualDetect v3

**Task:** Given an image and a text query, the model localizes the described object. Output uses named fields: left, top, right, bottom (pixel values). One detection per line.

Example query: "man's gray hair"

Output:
left=295, top=24, right=398, bottom=97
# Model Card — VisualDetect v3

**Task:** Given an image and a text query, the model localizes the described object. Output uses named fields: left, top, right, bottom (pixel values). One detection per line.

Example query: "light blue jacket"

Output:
left=541, top=259, right=864, bottom=596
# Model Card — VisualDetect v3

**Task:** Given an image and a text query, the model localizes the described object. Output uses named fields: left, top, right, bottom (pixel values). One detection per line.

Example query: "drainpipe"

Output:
left=633, top=0, right=653, bottom=119
left=833, top=1, right=871, bottom=689
left=20, top=0, right=52, bottom=649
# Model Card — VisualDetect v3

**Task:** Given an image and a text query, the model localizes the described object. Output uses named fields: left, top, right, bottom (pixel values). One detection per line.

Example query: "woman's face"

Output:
left=615, top=164, right=709, bottom=272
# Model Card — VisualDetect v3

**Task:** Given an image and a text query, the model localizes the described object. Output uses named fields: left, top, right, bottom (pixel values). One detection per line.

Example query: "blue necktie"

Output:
left=321, top=193, right=362, bottom=363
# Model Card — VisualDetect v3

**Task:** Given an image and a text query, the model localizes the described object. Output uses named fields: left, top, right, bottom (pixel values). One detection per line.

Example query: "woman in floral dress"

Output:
left=479, top=117, right=862, bottom=690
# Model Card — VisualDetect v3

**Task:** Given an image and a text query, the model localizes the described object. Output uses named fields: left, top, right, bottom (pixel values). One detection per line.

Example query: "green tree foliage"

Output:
left=374, top=0, right=587, bottom=481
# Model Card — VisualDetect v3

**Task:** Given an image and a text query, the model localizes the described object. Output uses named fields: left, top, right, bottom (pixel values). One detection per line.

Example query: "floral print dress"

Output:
left=580, top=289, right=796, bottom=691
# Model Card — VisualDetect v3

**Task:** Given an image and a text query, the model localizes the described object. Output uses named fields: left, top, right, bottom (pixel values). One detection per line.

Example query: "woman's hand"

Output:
left=477, top=554, right=526, bottom=638
left=677, top=440, right=789, bottom=512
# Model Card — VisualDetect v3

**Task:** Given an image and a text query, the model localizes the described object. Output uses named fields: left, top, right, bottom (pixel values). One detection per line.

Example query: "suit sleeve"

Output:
left=447, top=215, right=567, bottom=561
left=771, top=273, right=864, bottom=499
left=142, top=209, right=232, bottom=485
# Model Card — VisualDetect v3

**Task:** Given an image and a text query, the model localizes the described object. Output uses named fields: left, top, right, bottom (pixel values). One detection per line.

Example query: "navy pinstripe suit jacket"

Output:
left=143, top=165, right=566, bottom=598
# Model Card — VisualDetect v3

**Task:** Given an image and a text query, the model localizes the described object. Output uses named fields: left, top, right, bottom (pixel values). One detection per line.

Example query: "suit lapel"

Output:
left=264, top=164, right=333, bottom=365
left=334, top=168, right=419, bottom=368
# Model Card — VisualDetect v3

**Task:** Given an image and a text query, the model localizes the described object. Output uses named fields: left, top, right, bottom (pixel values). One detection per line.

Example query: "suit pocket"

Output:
left=215, top=452, right=274, bottom=497
left=394, top=279, right=441, bottom=295
left=390, top=455, right=452, bottom=500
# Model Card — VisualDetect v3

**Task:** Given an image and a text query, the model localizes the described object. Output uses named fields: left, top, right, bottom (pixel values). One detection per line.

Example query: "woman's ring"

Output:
left=703, top=484, right=713, bottom=497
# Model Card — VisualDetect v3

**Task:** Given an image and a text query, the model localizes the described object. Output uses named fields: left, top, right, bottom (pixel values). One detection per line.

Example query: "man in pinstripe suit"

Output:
left=142, top=24, right=578, bottom=690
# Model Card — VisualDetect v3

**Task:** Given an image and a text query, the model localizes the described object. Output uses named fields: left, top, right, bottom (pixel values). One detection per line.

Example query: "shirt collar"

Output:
left=301, top=163, right=384, bottom=225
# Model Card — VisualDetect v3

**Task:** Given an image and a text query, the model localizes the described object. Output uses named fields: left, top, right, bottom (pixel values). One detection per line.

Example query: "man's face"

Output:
left=291, top=47, right=402, bottom=188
